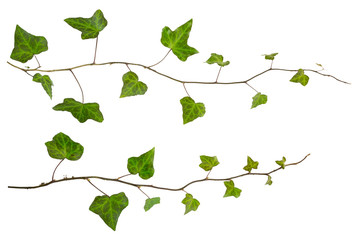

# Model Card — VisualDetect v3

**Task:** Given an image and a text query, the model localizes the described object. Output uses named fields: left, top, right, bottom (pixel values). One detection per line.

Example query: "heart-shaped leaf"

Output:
left=290, top=69, right=309, bottom=86
left=53, top=98, right=104, bottom=123
left=180, top=96, right=206, bottom=124
left=144, top=197, right=160, bottom=212
left=65, top=9, right=107, bottom=39
left=251, top=92, right=267, bottom=109
left=199, top=155, right=219, bottom=171
left=161, top=19, right=199, bottom=61
left=127, top=147, right=155, bottom=180
left=10, top=25, right=48, bottom=63
left=45, top=132, right=84, bottom=161
left=223, top=180, right=242, bottom=198
left=205, top=53, right=230, bottom=67
left=32, top=73, right=53, bottom=99
left=89, top=192, right=128, bottom=231
left=182, top=193, right=200, bottom=215
left=120, top=71, right=148, bottom=98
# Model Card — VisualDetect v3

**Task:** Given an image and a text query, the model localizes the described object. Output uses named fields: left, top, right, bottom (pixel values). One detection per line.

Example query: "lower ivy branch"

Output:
left=8, top=153, right=310, bottom=191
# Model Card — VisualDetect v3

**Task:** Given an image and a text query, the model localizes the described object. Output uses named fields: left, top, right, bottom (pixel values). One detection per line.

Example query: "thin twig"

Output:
left=126, top=64, right=132, bottom=72
left=245, top=82, right=259, bottom=93
left=93, top=37, right=99, bottom=64
left=205, top=169, right=212, bottom=179
left=137, top=186, right=150, bottom=199
left=8, top=154, right=310, bottom=192
left=148, top=49, right=171, bottom=68
left=183, top=83, right=190, bottom=97
left=87, top=179, right=109, bottom=197
left=117, top=173, right=132, bottom=180
left=215, top=66, right=222, bottom=83
left=34, top=56, right=41, bottom=69
left=69, top=69, right=84, bottom=103
left=52, top=159, right=65, bottom=181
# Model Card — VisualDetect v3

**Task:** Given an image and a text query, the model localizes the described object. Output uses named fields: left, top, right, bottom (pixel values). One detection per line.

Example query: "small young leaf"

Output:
left=45, top=132, right=84, bottom=161
left=10, top=25, right=48, bottom=63
left=144, top=197, right=160, bottom=212
left=223, top=180, right=242, bottom=198
left=265, top=175, right=273, bottom=185
left=65, top=9, right=107, bottom=39
left=199, top=155, right=219, bottom=171
left=290, top=69, right=309, bottom=86
left=120, top=71, right=148, bottom=98
left=251, top=92, right=267, bottom=109
left=53, top=98, right=104, bottom=123
left=89, top=192, right=128, bottom=231
left=276, top=156, right=286, bottom=169
left=180, top=96, right=206, bottom=124
left=263, top=53, right=278, bottom=60
left=33, top=73, right=53, bottom=99
left=243, top=156, right=259, bottom=173
left=161, top=19, right=199, bottom=61
left=181, top=193, right=200, bottom=215
left=205, top=53, right=230, bottom=67
left=127, top=147, right=155, bottom=180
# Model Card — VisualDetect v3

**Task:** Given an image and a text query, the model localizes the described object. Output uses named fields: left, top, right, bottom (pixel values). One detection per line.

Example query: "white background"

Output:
left=1, top=0, right=359, bottom=239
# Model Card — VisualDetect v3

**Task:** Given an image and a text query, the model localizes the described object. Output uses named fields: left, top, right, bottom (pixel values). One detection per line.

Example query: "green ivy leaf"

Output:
left=144, top=197, right=160, bottom=212
left=276, top=156, right=286, bottom=169
left=89, top=192, right=128, bottom=231
left=205, top=53, right=230, bottom=67
left=32, top=73, right=53, bottom=99
left=199, top=155, right=219, bottom=171
left=10, top=25, right=48, bottom=63
left=45, top=132, right=84, bottom=161
left=65, top=9, right=107, bottom=39
left=180, top=96, right=206, bottom=124
left=243, top=156, right=259, bottom=173
left=120, top=71, right=148, bottom=98
left=251, top=92, right=268, bottom=109
left=127, top=147, right=155, bottom=180
left=290, top=69, right=309, bottom=86
left=263, top=53, right=278, bottom=60
left=161, top=19, right=199, bottom=61
left=182, top=193, right=200, bottom=215
left=53, top=98, right=104, bottom=123
left=223, top=180, right=242, bottom=198
left=265, top=175, right=273, bottom=185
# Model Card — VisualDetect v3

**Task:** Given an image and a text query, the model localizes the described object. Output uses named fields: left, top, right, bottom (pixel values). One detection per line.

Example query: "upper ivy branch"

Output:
left=8, top=131, right=310, bottom=230
left=7, top=9, right=349, bottom=125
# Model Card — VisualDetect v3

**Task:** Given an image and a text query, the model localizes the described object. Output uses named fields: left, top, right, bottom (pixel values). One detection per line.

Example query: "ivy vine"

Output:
left=7, top=9, right=348, bottom=231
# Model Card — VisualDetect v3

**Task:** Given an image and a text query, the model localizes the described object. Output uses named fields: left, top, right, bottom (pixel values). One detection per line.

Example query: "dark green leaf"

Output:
left=276, top=156, right=286, bottom=169
left=199, top=155, right=219, bottom=171
left=265, top=175, right=273, bottom=185
left=33, top=73, right=53, bottom=99
left=45, top=132, right=84, bottom=161
left=180, top=96, right=206, bottom=124
left=181, top=193, right=200, bottom=215
left=161, top=19, right=199, bottom=61
left=10, top=25, right=48, bottom=63
left=89, top=192, right=128, bottom=231
left=263, top=53, right=278, bottom=60
left=205, top=53, right=230, bottom=67
left=243, top=156, right=259, bottom=173
left=65, top=9, right=107, bottom=39
left=144, top=197, right=160, bottom=212
left=251, top=92, right=267, bottom=109
left=120, top=71, right=148, bottom=98
left=127, top=147, right=155, bottom=180
left=53, top=98, right=104, bottom=123
left=223, top=180, right=242, bottom=198
left=290, top=69, right=309, bottom=86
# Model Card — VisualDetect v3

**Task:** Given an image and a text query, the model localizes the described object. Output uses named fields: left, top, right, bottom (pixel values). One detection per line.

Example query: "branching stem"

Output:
left=8, top=154, right=310, bottom=192
left=69, top=69, right=84, bottom=103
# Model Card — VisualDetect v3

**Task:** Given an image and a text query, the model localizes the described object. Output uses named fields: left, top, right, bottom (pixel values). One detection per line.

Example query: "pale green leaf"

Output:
left=182, top=193, right=200, bottom=215
left=161, top=19, right=199, bottom=61
left=10, top=25, right=48, bottom=63
left=205, top=53, right=230, bottom=67
left=89, top=192, right=128, bottom=231
left=144, top=197, right=160, bottom=212
left=53, top=98, right=104, bottom=123
left=120, top=71, right=148, bottom=98
left=251, top=92, right=267, bottom=109
left=199, top=155, right=219, bottom=171
left=223, top=180, right=242, bottom=198
left=290, top=69, right=309, bottom=86
left=263, top=53, right=278, bottom=60
left=127, top=147, right=155, bottom=180
left=243, top=156, right=259, bottom=173
left=265, top=175, right=273, bottom=185
left=65, top=9, right=107, bottom=39
left=180, top=96, right=206, bottom=124
left=276, top=157, right=286, bottom=169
